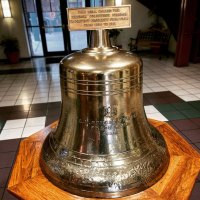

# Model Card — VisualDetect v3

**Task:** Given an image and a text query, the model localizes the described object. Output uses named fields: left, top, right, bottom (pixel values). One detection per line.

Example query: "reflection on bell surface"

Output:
left=40, top=30, right=169, bottom=198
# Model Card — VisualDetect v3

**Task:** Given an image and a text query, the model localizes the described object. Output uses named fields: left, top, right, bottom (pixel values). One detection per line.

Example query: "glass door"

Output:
left=22, top=0, right=103, bottom=57
left=38, top=0, right=68, bottom=56
left=22, top=0, right=88, bottom=56
left=38, top=0, right=88, bottom=55
left=22, top=0, right=44, bottom=56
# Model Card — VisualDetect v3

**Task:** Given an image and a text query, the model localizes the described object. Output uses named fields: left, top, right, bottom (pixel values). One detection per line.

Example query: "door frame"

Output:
left=35, top=0, right=70, bottom=56
left=174, top=0, right=198, bottom=66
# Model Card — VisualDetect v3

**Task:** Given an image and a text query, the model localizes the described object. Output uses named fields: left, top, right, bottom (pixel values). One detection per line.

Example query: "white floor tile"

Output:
left=0, top=100, right=16, bottom=107
left=22, top=125, right=45, bottom=137
left=195, top=93, right=200, bottom=98
left=146, top=82, right=161, bottom=87
left=0, top=128, right=24, bottom=140
left=192, top=83, right=200, bottom=88
left=32, top=97, right=48, bottom=104
left=188, top=88, right=200, bottom=95
left=23, top=83, right=37, bottom=87
left=11, top=84, right=24, bottom=88
left=25, top=117, right=46, bottom=127
left=0, top=91, right=6, bottom=96
left=22, top=86, right=37, bottom=91
left=0, top=87, right=8, bottom=92
left=49, top=92, right=61, bottom=97
left=146, top=113, right=168, bottom=121
left=180, top=84, right=196, bottom=90
left=18, top=93, right=34, bottom=100
left=33, top=92, right=49, bottom=98
left=36, top=85, right=50, bottom=89
left=166, top=77, right=179, bottom=81
left=143, top=87, right=153, bottom=93
left=48, top=96, right=61, bottom=102
left=15, top=99, right=33, bottom=105
left=35, top=88, right=49, bottom=93
left=151, top=87, right=166, bottom=92
left=165, top=85, right=182, bottom=90
left=2, top=95, right=19, bottom=101
left=154, top=78, right=168, bottom=82
left=3, top=119, right=26, bottom=129
left=50, top=81, right=60, bottom=85
left=0, top=84, right=12, bottom=88
left=171, top=90, right=190, bottom=96
left=6, top=90, right=21, bottom=95
left=178, top=94, right=200, bottom=101
left=49, top=88, right=61, bottom=93
left=171, top=80, right=187, bottom=85
left=186, top=79, right=200, bottom=84
left=158, top=81, right=174, bottom=87
left=144, top=105, right=159, bottom=114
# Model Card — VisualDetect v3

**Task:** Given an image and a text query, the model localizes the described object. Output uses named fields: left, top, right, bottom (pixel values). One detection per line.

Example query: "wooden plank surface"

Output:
left=8, top=119, right=200, bottom=200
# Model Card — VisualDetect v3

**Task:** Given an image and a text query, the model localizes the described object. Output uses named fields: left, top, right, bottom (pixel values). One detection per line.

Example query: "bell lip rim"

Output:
left=39, top=154, right=170, bottom=198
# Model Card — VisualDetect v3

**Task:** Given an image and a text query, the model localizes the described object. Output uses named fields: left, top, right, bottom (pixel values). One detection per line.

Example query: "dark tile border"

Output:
left=0, top=188, right=4, bottom=199
left=0, top=152, right=17, bottom=169
left=0, top=102, right=61, bottom=122
left=0, top=139, right=21, bottom=153
left=170, top=119, right=200, bottom=131
left=0, top=168, right=11, bottom=188
left=0, top=66, right=53, bottom=75
left=2, top=190, right=18, bottom=200
left=189, top=182, right=200, bottom=200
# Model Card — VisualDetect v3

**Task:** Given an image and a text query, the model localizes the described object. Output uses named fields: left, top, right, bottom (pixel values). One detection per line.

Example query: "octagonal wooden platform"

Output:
left=7, top=119, right=200, bottom=200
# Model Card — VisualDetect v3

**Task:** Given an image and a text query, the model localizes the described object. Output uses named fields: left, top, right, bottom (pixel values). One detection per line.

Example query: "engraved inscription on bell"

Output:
left=40, top=27, right=169, bottom=198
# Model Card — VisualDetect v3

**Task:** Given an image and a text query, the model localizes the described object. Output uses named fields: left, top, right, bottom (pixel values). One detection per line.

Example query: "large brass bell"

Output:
left=40, top=30, right=169, bottom=198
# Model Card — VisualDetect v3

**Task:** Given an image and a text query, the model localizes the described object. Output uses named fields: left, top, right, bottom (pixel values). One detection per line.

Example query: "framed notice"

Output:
left=67, top=5, right=131, bottom=31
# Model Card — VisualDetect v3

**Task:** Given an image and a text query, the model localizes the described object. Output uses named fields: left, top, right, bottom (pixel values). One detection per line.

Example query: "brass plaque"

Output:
left=67, top=5, right=131, bottom=31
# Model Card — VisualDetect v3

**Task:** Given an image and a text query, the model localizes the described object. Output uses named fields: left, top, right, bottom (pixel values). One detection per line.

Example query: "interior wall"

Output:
left=168, top=35, right=177, bottom=53
left=0, top=0, right=30, bottom=60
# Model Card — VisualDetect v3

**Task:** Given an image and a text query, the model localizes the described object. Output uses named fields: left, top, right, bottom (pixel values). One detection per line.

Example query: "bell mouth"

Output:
left=40, top=126, right=169, bottom=198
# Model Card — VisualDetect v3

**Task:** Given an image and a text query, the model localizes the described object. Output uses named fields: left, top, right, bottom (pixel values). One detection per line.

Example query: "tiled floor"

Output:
left=0, top=55, right=200, bottom=199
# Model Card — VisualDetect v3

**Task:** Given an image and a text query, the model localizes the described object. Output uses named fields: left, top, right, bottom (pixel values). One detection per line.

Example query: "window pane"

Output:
left=23, top=0, right=39, bottom=26
left=67, top=0, right=85, bottom=8
left=24, top=0, right=36, bottom=12
left=29, top=12, right=39, bottom=26
left=67, top=0, right=87, bottom=50
left=41, top=0, right=51, bottom=11
left=90, top=0, right=104, bottom=7
left=70, top=31, right=87, bottom=50
left=45, top=27, right=65, bottom=52
left=41, top=0, right=60, bottom=12
left=28, top=27, right=44, bottom=56
left=50, top=0, right=60, bottom=11
left=43, top=12, right=62, bottom=26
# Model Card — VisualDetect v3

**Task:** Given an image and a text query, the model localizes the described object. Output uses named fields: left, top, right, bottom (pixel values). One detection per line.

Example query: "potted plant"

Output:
left=108, top=29, right=123, bottom=48
left=0, top=36, right=20, bottom=64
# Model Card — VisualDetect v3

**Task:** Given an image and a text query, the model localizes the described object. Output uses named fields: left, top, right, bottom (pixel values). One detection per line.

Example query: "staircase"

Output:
left=136, top=0, right=182, bottom=39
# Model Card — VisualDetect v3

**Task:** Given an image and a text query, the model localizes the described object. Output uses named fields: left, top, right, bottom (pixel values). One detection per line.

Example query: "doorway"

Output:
left=190, top=0, right=200, bottom=63
left=22, top=0, right=88, bottom=57
left=174, top=0, right=198, bottom=66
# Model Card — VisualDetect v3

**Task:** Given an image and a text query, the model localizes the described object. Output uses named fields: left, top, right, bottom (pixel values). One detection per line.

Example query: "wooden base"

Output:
left=8, top=120, right=200, bottom=200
